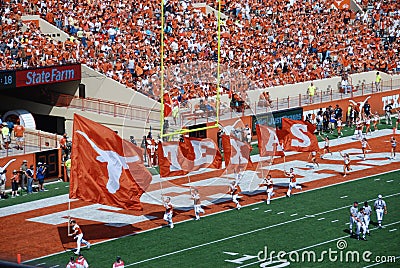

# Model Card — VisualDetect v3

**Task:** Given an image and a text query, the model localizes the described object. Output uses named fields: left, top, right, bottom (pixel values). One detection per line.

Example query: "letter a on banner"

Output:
left=256, top=124, right=285, bottom=157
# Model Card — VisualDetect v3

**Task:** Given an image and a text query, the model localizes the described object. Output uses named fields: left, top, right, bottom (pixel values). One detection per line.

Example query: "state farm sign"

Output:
left=16, top=64, right=81, bottom=87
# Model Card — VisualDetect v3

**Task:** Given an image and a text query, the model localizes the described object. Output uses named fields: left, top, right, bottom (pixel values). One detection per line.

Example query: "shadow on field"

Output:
left=57, top=223, right=142, bottom=245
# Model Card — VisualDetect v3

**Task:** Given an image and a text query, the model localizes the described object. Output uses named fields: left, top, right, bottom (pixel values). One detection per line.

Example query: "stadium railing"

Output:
left=180, top=78, right=400, bottom=125
left=55, top=94, right=160, bottom=123
left=1, top=130, right=61, bottom=158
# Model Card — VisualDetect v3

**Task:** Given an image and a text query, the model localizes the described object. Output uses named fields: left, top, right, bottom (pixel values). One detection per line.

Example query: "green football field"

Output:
left=24, top=170, right=400, bottom=268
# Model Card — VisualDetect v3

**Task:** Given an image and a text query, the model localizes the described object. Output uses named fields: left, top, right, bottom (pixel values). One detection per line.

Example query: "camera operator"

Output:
left=36, top=162, right=47, bottom=192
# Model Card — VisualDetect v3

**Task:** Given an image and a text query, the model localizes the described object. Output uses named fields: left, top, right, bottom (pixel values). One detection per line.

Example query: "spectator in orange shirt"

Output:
left=14, top=122, right=25, bottom=150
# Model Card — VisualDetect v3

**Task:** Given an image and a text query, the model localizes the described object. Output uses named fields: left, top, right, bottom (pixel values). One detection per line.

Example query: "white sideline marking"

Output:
left=389, top=228, right=397, bottom=232
left=223, top=252, right=239, bottom=256
left=340, top=195, right=348, bottom=199
left=317, top=218, right=325, bottom=221
left=277, top=211, right=285, bottom=215
left=65, top=185, right=69, bottom=187
left=264, top=210, right=272, bottom=213
left=0, top=196, right=77, bottom=218
left=331, top=220, right=339, bottom=223
left=362, top=256, right=400, bottom=268
left=239, top=221, right=400, bottom=268
left=374, top=178, right=381, bottom=181
left=290, top=213, right=298, bottom=217
left=24, top=169, right=400, bottom=264
left=54, top=188, right=59, bottom=190
left=387, top=180, right=394, bottom=183
left=305, top=215, right=315, bottom=218
left=35, top=263, right=45, bottom=267
left=251, top=208, right=259, bottom=211
left=125, top=193, right=400, bottom=267
left=49, top=265, right=60, bottom=268
left=345, top=223, right=350, bottom=225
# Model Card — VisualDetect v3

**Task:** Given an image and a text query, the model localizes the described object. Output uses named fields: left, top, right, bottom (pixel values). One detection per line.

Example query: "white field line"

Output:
left=24, top=169, right=400, bottom=264
left=340, top=195, right=348, bottom=199
left=387, top=180, right=394, bottom=183
left=124, top=193, right=400, bottom=267
left=264, top=209, right=272, bottom=213
left=317, top=218, right=325, bottom=221
left=362, top=256, right=400, bottom=268
left=223, top=252, right=239, bottom=256
left=277, top=211, right=285, bottom=215
left=290, top=213, right=298, bottom=217
left=238, top=220, right=400, bottom=268
left=389, top=228, right=397, bottom=232
left=251, top=208, right=259, bottom=211
left=331, top=220, right=339, bottom=223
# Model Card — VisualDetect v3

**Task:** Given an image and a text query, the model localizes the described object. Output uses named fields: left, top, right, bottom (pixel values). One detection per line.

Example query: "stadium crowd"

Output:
left=1, top=0, right=400, bottom=102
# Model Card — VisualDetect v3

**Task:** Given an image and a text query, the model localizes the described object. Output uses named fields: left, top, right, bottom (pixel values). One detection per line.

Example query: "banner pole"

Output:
left=67, top=198, right=71, bottom=236
left=283, top=155, right=286, bottom=174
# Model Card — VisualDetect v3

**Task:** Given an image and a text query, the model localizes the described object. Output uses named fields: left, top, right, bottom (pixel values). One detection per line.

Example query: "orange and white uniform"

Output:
left=264, top=177, right=274, bottom=205
left=229, top=182, right=242, bottom=209
left=112, top=260, right=125, bottom=268
left=191, top=190, right=205, bottom=220
left=163, top=198, right=174, bottom=228
left=337, top=119, right=342, bottom=136
left=361, top=140, right=367, bottom=149
left=66, top=260, right=77, bottom=268
left=355, top=120, right=363, bottom=139
left=75, top=255, right=89, bottom=268
left=286, top=170, right=302, bottom=197
left=72, top=222, right=90, bottom=255
left=365, top=118, right=371, bottom=127
left=344, top=155, right=351, bottom=170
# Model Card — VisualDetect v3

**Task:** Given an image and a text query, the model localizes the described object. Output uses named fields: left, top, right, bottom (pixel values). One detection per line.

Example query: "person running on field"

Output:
left=69, top=219, right=91, bottom=255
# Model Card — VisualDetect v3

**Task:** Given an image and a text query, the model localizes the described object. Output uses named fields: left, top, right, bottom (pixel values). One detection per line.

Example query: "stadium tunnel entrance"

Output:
left=0, top=79, right=80, bottom=135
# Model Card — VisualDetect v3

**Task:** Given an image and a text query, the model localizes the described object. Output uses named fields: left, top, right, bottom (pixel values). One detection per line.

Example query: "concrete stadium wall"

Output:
left=80, top=65, right=159, bottom=110
left=22, top=15, right=69, bottom=42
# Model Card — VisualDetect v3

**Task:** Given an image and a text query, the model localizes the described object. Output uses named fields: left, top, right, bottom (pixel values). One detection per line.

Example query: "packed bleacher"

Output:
left=1, top=0, right=399, bottom=103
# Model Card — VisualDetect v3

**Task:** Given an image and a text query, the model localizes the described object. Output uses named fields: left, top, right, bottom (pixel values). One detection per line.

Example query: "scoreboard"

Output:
left=0, top=64, right=81, bottom=89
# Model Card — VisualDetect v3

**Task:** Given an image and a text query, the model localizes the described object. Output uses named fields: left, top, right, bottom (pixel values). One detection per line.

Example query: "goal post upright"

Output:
left=160, top=0, right=222, bottom=139
left=160, top=0, right=166, bottom=139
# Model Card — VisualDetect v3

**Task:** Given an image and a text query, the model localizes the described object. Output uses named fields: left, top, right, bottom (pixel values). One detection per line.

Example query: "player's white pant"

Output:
left=232, top=194, right=241, bottom=209
left=356, top=221, right=366, bottom=238
left=349, top=216, right=357, bottom=233
left=355, top=129, right=362, bottom=140
left=194, top=204, right=205, bottom=219
left=266, top=188, right=274, bottom=204
left=287, top=182, right=302, bottom=196
left=376, top=208, right=384, bottom=226
left=75, top=233, right=90, bottom=253
left=364, top=215, right=370, bottom=233
left=164, top=212, right=173, bottom=227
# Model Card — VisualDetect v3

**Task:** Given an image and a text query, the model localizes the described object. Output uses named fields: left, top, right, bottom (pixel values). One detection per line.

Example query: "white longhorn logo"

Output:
left=0, top=159, right=16, bottom=182
left=76, top=131, right=140, bottom=194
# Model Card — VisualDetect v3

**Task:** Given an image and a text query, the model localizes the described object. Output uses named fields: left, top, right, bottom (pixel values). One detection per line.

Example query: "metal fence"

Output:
left=178, top=78, right=400, bottom=126
left=55, top=95, right=160, bottom=123
left=1, top=130, right=60, bottom=158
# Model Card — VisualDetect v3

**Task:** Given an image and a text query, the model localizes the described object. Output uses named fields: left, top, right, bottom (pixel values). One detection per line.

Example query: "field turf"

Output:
left=24, top=170, right=400, bottom=267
